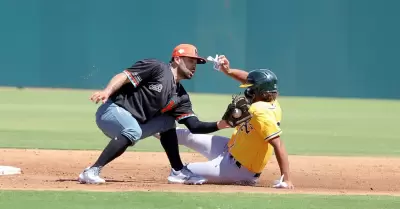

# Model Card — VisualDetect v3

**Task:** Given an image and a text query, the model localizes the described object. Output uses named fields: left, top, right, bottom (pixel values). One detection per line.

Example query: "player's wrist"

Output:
left=223, top=68, right=232, bottom=75
left=217, top=120, right=230, bottom=129
left=103, top=88, right=112, bottom=96
left=282, top=173, right=290, bottom=181
left=216, top=120, right=222, bottom=129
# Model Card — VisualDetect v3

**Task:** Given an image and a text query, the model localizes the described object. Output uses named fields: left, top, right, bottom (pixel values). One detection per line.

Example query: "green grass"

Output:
left=1, top=87, right=400, bottom=156
left=0, top=190, right=399, bottom=209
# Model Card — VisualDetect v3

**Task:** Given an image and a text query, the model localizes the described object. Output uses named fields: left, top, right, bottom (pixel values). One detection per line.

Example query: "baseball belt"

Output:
left=229, top=154, right=261, bottom=178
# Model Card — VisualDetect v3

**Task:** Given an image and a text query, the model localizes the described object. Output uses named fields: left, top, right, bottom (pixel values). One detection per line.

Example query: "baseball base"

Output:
left=0, top=165, right=22, bottom=176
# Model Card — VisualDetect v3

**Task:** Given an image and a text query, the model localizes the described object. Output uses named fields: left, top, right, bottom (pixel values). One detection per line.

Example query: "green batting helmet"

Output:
left=239, top=69, right=278, bottom=93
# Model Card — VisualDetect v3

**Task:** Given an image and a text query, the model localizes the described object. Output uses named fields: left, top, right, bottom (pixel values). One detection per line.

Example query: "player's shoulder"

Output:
left=250, top=101, right=274, bottom=111
left=133, top=58, right=163, bottom=65
left=131, top=58, right=169, bottom=71
left=250, top=100, right=280, bottom=114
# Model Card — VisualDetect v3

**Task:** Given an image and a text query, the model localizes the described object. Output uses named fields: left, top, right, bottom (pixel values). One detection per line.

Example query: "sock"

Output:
left=160, top=128, right=184, bottom=171
left=92, top=134, right=133, bottom=168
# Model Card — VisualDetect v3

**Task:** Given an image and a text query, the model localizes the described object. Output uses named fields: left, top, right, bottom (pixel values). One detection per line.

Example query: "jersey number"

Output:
left=239, top=122, right=254, bottom=134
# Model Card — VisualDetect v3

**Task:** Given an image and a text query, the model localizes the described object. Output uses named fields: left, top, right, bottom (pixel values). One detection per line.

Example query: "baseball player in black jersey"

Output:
left=78, top=44, right=230, bottom=184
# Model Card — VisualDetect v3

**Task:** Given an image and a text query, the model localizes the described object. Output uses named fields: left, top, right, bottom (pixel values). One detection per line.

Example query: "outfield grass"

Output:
left=1, top=87, right=399, bottom=156
left=0, top=190, right=399, bottom=209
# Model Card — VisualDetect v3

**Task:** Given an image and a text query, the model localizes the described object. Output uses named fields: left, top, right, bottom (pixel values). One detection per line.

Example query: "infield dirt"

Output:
left=1, top=149, right=399, bottom=196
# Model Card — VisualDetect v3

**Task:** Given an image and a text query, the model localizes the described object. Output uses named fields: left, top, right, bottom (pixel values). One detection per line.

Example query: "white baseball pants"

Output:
left=175, top=128, right=260, bottom=185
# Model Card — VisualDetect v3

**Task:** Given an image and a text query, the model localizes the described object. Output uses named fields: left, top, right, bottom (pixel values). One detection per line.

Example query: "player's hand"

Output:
left=284, top=181, right=295, bottom=189
left=217, top=55, right=231, bottom=74
left=217, top=120, right=231, bottom=129
left=90, top=90, right=111, bottom=104
left=272, top=175, right=294, bottom=189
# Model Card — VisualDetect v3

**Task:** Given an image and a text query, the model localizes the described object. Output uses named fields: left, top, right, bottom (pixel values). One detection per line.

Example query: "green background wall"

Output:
left=1, top=0, right=399, bottom=99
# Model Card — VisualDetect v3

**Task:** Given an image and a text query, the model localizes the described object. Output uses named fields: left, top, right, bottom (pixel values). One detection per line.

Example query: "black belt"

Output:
left=229, top=154, right=262, bottom=178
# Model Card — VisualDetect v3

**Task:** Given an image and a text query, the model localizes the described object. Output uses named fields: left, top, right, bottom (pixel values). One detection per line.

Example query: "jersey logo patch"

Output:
left=149, top=84, right=163, bottom=92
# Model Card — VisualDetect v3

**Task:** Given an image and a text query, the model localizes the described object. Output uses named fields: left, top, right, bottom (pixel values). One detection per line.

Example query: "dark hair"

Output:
left=260, top=91, right=278, bottom=102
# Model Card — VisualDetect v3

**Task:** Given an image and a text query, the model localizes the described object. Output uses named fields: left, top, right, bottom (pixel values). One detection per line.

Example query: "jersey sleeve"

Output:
left=173, top=100, right=196, bottom=123
left=250, top=103, right=282, bottom=141
left=123, top=59, right=162, bottom=88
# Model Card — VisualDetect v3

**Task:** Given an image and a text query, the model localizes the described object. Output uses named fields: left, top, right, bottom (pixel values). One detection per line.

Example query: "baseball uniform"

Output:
left=96, top=58, right=197, bottom=143
left=172, top=100, right=282, bottom=185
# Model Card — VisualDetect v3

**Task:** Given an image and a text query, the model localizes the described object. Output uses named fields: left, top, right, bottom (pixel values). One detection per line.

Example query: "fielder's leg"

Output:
left=78, top=101, right=142, bottom=184
left=156, top=128, right=205, bottom=184
left=142, top=117, right=207, bottom=184
left=137, top=115, right=183, bottom=172
left=138, top=115, right=186, bottom=174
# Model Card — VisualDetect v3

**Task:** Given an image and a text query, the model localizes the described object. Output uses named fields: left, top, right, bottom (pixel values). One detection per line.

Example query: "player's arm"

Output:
left=166, top=88, right=230, bottom=133
left=223, top=69, right=248, bottom=84
left=107, top=59, right=159, bottom=94
left=179, top=116, right=229, bottom=134
left=102, top=73, right=131, bottom=96
left=90, top=59, right=160, bottom=104
left=122, top=59, right=160, bottom=88
left=217, top=55, right=248, bottom=84
left=250, top=104, right=293, bottom=188
left=174, top=106, right=229, bottom=133
left=90, top=72, right=132, bottom=104
left=268, top=136, right=292, bottom=184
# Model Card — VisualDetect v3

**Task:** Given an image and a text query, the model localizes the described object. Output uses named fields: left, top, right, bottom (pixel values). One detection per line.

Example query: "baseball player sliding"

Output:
left=156, top=55, right=294, bottom=189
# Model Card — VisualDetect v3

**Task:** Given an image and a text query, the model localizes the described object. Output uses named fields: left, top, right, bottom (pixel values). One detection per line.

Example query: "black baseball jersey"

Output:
left=162, top=82, right=196, bottom=123
left=110, top=59, right=195, bottom=124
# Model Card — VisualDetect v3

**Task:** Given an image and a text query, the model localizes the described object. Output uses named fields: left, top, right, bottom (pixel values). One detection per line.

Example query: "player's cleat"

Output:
left=167, top=166, right=207, bottom=185
left=78, top=166, right=106, bottom=184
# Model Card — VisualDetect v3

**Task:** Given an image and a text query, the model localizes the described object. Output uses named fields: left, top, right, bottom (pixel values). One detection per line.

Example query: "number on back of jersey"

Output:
left=239, top=122, right=254, bottom=134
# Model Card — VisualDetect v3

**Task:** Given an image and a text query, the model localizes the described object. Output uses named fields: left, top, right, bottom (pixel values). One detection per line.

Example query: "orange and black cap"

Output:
left=171, top=44, right=206, bottom=64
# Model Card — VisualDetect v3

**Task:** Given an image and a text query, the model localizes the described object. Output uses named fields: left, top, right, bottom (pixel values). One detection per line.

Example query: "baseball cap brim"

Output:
left=184, top=55, right=206, bottom=64
left=196, top=57, right=206, bottom=64
left=239, top=83, right=253, bottom=88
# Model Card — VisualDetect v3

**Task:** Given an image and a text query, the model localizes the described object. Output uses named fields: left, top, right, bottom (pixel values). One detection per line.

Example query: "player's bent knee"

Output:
left=154, top=115, right=176, bottom=132
left=139, top=115, right=176, bottom=139
left=121, top=127, right=142, bottom=144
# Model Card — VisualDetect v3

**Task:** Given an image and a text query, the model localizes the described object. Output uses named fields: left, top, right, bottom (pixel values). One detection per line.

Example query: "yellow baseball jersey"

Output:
left=227, top=100, right=282, bottom=173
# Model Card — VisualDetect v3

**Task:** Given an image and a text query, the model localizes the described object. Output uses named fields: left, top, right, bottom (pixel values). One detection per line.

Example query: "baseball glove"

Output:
left=222, top=94, right=252, bottom=127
